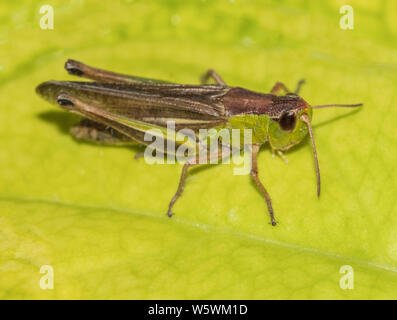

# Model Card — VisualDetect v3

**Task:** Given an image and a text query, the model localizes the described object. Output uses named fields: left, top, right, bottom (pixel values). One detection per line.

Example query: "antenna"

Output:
left=300, top=113, right=320, bottom=198
left=311, top=103, right=363, bottom=109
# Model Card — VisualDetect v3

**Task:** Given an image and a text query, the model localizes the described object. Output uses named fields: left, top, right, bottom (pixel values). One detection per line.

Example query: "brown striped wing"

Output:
left=36, top=81, right=230, bottom=149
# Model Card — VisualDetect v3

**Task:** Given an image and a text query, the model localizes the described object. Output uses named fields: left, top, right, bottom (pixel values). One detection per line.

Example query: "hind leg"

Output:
left=70, top=119, right=136, bottom=145
left=64, top=59, right=168, bottom=84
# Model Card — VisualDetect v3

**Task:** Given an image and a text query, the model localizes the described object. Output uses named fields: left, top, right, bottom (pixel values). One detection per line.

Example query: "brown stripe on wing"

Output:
left=36, top=80, right=230, bottom=140
left=222, top=87, right=307, bottom=119
left=36, top=81, right=229, bottom=123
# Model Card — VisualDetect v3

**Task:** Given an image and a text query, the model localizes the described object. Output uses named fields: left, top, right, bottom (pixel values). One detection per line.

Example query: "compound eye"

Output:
left=279, top=110, right=297, bottom=131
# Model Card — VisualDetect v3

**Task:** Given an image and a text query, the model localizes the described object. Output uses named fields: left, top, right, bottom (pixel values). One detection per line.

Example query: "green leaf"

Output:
left=1, top=0, right=397, bottom=299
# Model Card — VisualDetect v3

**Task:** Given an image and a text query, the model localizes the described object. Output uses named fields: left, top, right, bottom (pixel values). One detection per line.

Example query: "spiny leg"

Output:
left=270, top=82, right=291, bottom=95
left=271, top=148, right=288, bottom=163
left=200, top=69, right=226, bottom=85
left=56, top=92, right=154, bottom=149
left=64, top=59, right=167, bottom=84
left=250, top=144, right=277, bottom=226
left=167, top=163, right=192, bottom=217
left=277, top=150, right=289, bottom=164
left=271, top=79, right=306, bottom=95
left=167, top=144, right=235, bottom=217
left=70, top=119, right=136, bottom=145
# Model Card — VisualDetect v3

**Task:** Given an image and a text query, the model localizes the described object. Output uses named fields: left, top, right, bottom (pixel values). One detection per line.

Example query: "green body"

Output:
left=227, top=107, right=312, bottom=150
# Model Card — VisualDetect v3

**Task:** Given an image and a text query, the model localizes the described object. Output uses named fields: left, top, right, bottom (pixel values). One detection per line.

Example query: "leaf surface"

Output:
left=1, top=0, right=397, bottom=299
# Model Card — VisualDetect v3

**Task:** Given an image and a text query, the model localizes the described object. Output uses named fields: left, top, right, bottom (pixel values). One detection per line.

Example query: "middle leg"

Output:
left=167, top=144, right=236, bottom=217
left=200, top=69, right=227, bottom=85
left=270, top=82, right=291, bottom=95
left=271, top=79, right=306, bottom=95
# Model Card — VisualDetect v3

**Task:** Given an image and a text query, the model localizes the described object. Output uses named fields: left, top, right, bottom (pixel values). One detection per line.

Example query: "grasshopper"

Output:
left=36, top=60, right=362, bottom=226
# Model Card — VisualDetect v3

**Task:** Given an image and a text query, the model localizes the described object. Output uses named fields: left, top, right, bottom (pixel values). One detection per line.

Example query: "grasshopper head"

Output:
left=267, top=94, right=312, bottom=151
left=267, top=93, right=362, bottom=197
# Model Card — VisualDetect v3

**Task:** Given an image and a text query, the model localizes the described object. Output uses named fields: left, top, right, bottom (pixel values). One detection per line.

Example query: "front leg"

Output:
left=250, top=144, right=277, bottom=226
